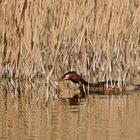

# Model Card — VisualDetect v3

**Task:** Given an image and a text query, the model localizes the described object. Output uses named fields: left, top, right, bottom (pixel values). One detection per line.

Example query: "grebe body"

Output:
left=56, top=71, right=140, bottom=94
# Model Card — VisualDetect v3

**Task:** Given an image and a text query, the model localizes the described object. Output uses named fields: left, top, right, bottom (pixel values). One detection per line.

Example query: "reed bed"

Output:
left=0, top=0, right=140, bottom=99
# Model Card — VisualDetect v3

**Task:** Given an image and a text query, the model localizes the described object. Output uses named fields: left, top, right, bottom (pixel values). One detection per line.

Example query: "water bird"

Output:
left=56, top=71, right=140, bottom=94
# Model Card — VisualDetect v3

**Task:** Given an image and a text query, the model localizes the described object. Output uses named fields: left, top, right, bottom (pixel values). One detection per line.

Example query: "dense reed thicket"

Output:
left=0, top=0, right=140, bottom=94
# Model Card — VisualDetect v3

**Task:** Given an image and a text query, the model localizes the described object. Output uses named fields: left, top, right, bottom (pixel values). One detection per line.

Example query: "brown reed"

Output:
left=0, top=0, right=140, bottom=98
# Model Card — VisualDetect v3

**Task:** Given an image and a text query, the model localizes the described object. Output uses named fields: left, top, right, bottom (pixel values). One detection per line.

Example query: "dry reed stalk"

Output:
left=0, top=0, right=139, bottom=98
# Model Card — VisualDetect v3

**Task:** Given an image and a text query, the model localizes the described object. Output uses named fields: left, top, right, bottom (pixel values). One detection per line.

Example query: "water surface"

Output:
left=0, top=85, right=140, bottom=140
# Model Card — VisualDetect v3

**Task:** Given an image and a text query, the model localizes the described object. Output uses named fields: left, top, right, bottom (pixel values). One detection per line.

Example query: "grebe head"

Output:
left=56, top=71, right=81, bottom=84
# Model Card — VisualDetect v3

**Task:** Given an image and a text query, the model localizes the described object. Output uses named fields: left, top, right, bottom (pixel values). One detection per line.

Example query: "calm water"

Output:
left=0, top=85, right=140, bottom=140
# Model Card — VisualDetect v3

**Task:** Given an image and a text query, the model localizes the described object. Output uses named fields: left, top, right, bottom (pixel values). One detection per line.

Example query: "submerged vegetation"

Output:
left=0, top=0, right=140, bottom=99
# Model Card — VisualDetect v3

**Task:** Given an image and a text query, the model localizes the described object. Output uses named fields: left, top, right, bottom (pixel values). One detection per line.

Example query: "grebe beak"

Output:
left=55, top=76, right=64, bottom=82
left=55, top=74, right=70, bottom=85
left=54, top=77, right=63, bottom=85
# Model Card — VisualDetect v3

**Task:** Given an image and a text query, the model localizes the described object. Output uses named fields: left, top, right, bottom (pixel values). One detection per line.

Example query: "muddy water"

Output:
left=0, top=86, right=140, bottom=140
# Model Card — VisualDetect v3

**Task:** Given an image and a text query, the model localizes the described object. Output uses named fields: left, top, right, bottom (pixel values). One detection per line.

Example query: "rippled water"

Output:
left=0, top=85, right=140, bottom=140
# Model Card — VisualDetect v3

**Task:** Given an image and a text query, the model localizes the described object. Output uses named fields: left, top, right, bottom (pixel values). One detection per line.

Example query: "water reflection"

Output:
left=0, top=85, right=140, bottom=140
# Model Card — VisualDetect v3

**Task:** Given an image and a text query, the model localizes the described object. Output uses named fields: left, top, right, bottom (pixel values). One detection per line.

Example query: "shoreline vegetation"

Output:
left=0, top=0, right=140, bottom=99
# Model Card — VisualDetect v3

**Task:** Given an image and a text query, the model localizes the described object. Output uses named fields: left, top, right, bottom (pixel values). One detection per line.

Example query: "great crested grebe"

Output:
left=56, top=71, right=140, bottom=94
